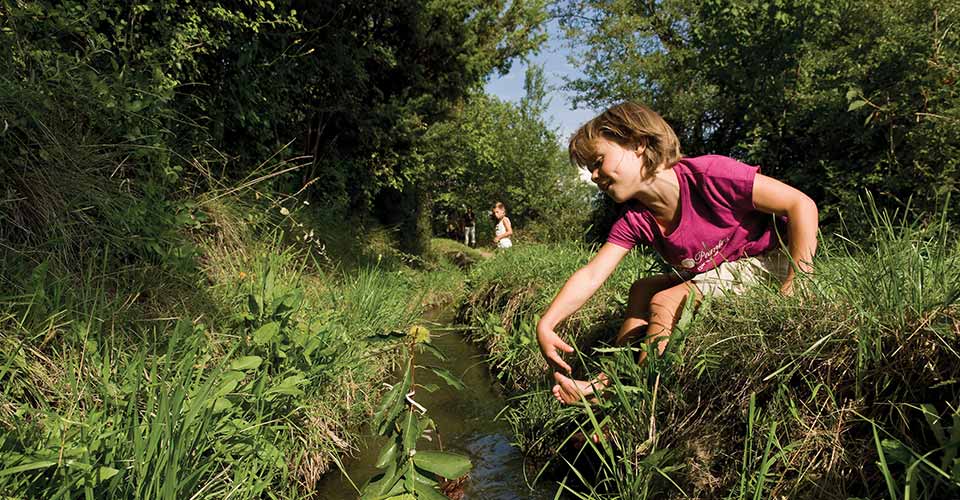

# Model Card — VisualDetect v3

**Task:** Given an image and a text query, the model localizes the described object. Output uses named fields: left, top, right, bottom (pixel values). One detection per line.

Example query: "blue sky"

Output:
left=484, top=19, right=598, bottom=144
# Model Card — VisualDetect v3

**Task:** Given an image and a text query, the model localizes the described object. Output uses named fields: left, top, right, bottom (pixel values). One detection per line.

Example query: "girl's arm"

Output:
left=752, top=174, right=819, bottom=294
left=537, top=243, right=631, bottom=373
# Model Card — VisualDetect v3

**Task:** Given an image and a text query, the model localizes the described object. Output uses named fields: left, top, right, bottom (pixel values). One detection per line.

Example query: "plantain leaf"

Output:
left=229, top=356, right=262, bottom=371
left=252, top=322, right=280, bottom=345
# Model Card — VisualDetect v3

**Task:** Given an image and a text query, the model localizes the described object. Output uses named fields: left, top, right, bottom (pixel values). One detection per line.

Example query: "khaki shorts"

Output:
left=689, top=251, right=792, bottom=297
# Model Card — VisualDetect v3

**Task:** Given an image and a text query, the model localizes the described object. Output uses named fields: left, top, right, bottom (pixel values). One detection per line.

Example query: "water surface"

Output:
left=315, top=313, right=558, bottom=499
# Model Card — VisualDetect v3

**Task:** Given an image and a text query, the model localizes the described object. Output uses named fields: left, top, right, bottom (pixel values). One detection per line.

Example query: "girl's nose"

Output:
left=591, top=169, right=600, bottom=183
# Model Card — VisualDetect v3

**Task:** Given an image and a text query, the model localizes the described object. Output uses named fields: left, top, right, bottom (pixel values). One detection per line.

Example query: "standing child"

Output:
left=492, top=202, right=513, bottom=249
left=464, top=208, right=477, bottom=248
left=537, top=102, right=818, bottom=404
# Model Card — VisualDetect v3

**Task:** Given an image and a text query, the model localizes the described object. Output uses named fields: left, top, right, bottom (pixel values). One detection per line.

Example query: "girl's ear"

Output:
left=634, top=139, right=647, bottom=156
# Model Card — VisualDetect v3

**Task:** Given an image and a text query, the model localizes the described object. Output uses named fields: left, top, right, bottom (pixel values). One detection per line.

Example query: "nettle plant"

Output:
left=360, top=326, right=472, bottom=500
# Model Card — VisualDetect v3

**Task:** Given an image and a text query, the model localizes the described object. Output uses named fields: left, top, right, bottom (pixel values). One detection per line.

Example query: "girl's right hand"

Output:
left=537, top=328, right=574, bottom=374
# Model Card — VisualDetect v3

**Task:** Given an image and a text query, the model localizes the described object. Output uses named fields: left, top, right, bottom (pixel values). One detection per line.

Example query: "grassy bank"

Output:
left=0, top=194, right=472, bottom=497
left=461, top=204, right=960, bottom=499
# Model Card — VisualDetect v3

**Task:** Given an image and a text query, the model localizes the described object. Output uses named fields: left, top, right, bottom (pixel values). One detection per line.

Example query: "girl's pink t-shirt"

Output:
left=607, top=155, right=786, bottom=275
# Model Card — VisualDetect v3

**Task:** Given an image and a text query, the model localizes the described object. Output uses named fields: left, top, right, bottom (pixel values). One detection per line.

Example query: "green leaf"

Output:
left=0, top=460, right=57, bottom=476
left=97, top=466, right=120, bottom=481
left=214, top=371, right=246, bottom=398
left=247, top=294, right=261, bottom=317
left=372, top=384, right=404, bottom=430
left=230, top=356, right=263, bottom=371
left=212, top=397, right=234, bottom=413
left=375, top=361, right=413, bottom=434
left=847, top=100, right=866, bottom=111
left=414, top=485, right=449, bottom=500
left=361, top=460, right=400, bottom=498
left=252, top=322, right=280, bottom=344
left=414, top=450, right=471, bottom=479
left=265, top=374, right=307, bottom=398
left=376, top=439, right=398, bottom=469
left=419, top=342, right=446, bottom=361
left=403, top=411, right=419, bottom=451
left=426, top=366, right=465, bottom=390
left=881, top=438, right=912, bottom=465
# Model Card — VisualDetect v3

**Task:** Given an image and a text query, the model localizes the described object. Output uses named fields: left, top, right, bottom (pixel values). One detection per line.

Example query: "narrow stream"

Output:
left=315, top=309, right=558, bottom=499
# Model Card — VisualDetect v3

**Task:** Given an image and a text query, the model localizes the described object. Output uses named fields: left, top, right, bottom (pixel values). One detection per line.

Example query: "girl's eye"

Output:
left=591, top=157, right=603, bottom=171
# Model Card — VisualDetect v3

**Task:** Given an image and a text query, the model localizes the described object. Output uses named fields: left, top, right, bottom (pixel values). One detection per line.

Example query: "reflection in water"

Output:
left=314, top=314, right=558, bottom=499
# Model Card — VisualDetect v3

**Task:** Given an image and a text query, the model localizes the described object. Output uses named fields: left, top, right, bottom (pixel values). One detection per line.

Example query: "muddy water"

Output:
left=314, top=311, right=557, bottom=499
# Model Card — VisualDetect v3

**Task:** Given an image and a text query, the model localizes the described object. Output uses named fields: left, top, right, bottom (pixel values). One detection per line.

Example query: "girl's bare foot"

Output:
left=552, top=372, right=608, bottom=405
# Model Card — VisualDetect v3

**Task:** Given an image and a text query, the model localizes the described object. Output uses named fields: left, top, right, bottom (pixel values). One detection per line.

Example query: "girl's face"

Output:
left=588, top=137, right=645, bottom=203
left=493, top=207, right=505, bottom=219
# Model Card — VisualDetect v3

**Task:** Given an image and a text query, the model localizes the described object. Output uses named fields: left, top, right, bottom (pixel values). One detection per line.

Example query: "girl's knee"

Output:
left=649, top=288, right=688, bottom=311
left=627, top=274, right=679, bottom=310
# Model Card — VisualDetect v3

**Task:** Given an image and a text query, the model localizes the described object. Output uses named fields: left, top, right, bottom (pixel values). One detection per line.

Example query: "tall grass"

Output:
left=463, top=200, right=960, bottom=498
left=0, top=199, right=437, bottom=497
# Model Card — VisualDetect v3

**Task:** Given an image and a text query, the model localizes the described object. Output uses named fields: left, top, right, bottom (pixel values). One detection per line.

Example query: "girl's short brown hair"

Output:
left=569, top=102, right=682, bottom=173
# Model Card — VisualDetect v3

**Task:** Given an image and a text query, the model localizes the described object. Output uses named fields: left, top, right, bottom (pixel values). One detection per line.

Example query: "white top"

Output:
left=496, top=220, right=512, bottom=248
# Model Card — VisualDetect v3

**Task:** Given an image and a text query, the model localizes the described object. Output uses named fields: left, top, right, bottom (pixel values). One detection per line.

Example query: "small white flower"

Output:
left=302, top=200, right=310, bottom=205
left=280, top=207, right=290, bottom=216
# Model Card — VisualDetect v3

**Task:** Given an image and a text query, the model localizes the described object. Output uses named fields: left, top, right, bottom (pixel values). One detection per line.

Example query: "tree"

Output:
left=414, top=65, right=592, bottom=244
left=555, top=0, right=960, bottom=222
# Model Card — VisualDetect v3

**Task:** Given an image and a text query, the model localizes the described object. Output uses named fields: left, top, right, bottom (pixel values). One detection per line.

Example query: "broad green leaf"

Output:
left=230, top=356, right=263, bottom=371
left=252, top=322, right=280, bottom=345
left=414, top=450, right=471, bottom=478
